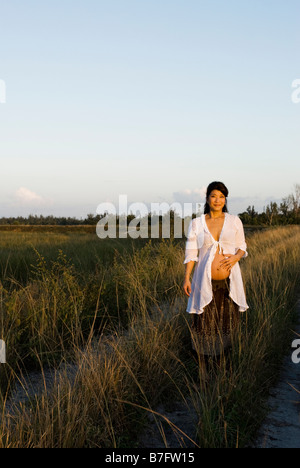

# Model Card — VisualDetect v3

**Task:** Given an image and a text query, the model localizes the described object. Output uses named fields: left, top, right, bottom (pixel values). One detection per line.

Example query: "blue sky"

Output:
left=0, top=0, right=299, bottom=218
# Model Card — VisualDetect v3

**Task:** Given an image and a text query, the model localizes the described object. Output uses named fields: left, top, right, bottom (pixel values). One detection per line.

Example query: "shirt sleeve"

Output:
left=183, top=218, right=199, bottom=264
left=235, top=216, right=248, bottom=258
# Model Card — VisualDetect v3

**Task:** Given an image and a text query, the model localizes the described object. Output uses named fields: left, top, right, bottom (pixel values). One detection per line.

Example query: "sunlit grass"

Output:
left=0, top=226, right=299, bottom=447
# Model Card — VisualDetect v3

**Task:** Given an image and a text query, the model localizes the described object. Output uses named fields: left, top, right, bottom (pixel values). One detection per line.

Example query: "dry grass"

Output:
left=0, top=226, right=299, bottom=447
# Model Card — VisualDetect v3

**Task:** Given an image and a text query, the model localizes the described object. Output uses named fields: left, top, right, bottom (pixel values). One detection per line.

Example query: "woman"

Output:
left=183, top=181, right=249, bottom=356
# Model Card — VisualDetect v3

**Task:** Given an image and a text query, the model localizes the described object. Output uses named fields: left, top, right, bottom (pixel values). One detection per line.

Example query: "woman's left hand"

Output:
left=219, top=254, right=239, bottom=272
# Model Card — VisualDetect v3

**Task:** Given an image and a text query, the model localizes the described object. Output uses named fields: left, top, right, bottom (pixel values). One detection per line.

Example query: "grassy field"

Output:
left=0, top=225, right=299, bottom=447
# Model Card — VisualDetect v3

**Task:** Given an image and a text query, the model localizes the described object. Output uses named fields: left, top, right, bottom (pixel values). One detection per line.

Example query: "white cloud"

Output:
left=172, top=187, right=207, bottom=203
left=13, top=187, right=52, bottom=207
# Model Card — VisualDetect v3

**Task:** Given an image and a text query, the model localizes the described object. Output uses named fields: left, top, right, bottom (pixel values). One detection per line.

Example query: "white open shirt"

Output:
left=183, top=213, right=249, bottom=314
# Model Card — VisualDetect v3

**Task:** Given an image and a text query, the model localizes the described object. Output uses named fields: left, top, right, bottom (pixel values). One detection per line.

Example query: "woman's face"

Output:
left=207, top=189, right=226, bottom=212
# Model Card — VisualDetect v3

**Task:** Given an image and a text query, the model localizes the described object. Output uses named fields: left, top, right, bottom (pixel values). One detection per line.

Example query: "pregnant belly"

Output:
left=211, top=251, right=230, bottom=280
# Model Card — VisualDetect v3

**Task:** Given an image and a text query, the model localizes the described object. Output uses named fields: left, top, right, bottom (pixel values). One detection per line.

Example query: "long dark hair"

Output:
left=204, top=181, right=229, bottom=214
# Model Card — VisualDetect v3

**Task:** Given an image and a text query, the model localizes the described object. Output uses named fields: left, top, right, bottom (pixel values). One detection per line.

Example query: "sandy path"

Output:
left=254, top=300, right=300, bottom=448
left=138, top=398, right=199, bottom=448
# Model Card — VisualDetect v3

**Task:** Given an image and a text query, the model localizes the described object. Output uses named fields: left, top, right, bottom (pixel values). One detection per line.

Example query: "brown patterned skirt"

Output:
left=191, top=278, right=240, bottom=356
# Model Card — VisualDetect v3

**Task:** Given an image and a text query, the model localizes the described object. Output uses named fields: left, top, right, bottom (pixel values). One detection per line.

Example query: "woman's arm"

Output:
left=235, top=216, right=248, bottom=258
left=183, top=218, right=199, bottom=297
left=183, top=261, right=195, bottom=297
left=235, top=249, right=246, bottom=261
left=219, top=249, right=245, bottom=272
left=219, top=215, right=248, bottom=272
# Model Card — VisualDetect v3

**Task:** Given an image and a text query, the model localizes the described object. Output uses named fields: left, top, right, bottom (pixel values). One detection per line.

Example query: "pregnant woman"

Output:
left=183, top=181, right=249, bottom=357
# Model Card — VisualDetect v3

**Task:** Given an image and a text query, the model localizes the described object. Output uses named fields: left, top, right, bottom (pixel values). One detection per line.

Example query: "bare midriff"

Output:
left=211, top=248, right=230, bottom=280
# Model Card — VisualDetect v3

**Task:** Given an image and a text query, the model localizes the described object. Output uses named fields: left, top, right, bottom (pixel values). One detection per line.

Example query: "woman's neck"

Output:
left=207, top=210, right=224, bottom=219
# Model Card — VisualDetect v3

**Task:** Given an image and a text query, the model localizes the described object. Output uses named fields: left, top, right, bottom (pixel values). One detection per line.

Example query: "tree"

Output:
left=279, top=200, right=289, bottom=217
left=246, top=205, right=258, bottom=218
left=293, top=183, right=300, bottom=217
left=265, top=202, right=279, bottom=226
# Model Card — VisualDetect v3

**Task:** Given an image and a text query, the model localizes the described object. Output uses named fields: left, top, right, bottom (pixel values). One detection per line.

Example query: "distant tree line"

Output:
left=0, top=214, right=102, bottom=226
left=0, top=213, right=156, bottom=227
left=238, top=184, right=300, bottom=226
left=0, top=185, right=299, bottom=227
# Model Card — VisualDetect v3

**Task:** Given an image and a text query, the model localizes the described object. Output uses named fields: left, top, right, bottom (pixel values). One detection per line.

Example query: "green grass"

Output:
left=0, top=230, right=156, bottom=284
left=0, top=226, right=299, bottom=448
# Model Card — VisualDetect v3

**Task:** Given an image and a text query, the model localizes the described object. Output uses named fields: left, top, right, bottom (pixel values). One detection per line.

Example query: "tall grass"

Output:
left=0, top=226, right=299, bottom=448
left=0, top=231, right=152, bottom=285
left=189, top=226, right=300, bottom=447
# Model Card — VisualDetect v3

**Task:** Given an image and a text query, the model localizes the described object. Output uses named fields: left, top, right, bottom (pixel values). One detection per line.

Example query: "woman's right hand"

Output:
left=183, top=278, right=192, bottom=297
